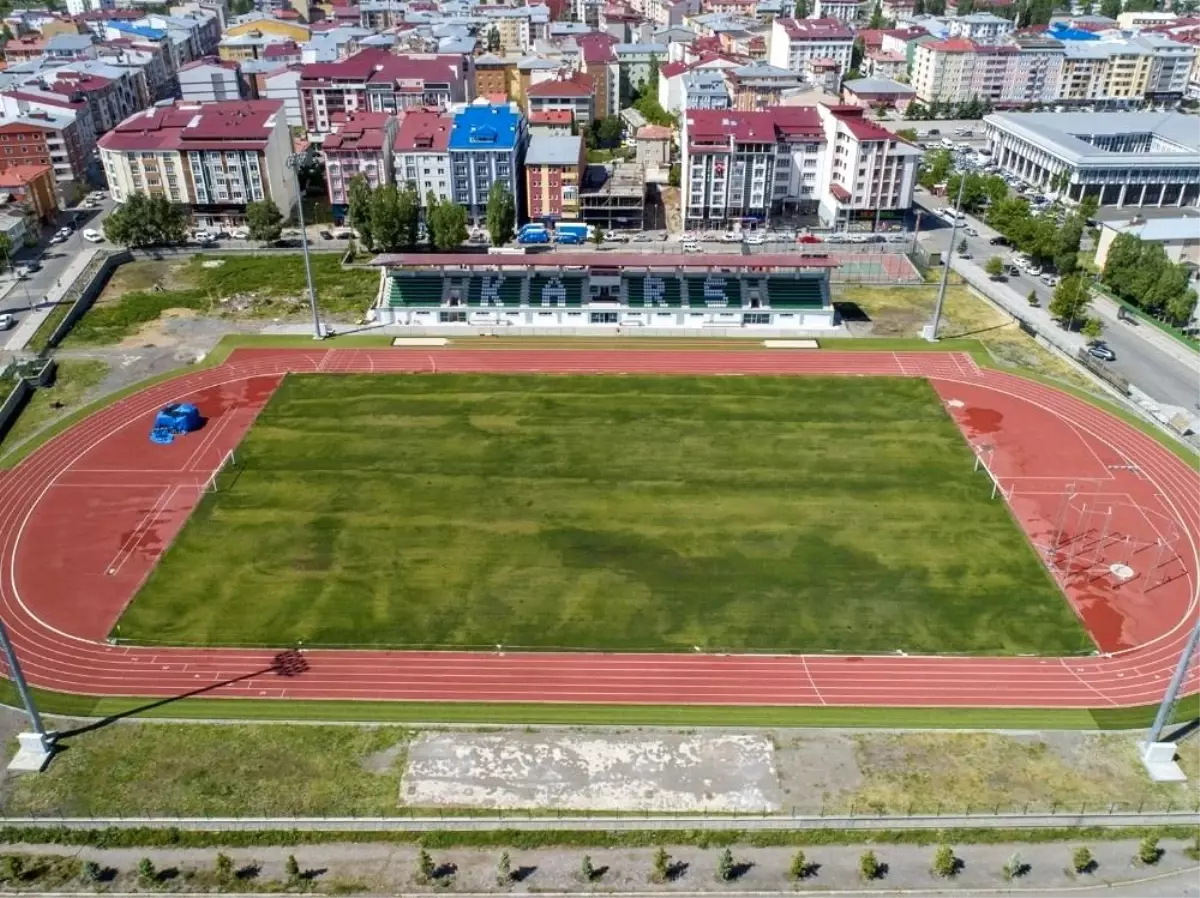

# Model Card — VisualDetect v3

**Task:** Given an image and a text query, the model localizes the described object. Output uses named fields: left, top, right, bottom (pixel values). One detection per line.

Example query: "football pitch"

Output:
left=116, top=374, right=1093, bottom=655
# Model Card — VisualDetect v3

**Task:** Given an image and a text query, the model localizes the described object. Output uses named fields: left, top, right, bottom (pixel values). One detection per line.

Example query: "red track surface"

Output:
left=1, top=348, right=1196, bottom=708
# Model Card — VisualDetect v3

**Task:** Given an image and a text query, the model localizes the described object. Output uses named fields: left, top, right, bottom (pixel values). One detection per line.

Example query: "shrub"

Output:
left=82, top=860, right=104, bottom=883
left=285, top=854, right=301, bottom=884
left=1136, top=835, right=1161, bottom=866
left=416, top=849, right=435, bottom=884
left=787, top=849, right=808, bottom=881
left=651, top=847, right=670, bottom=883
left=580, top=855, right=596, bottom=881
left=859, top=849, right=881, bottom=881
left=215, top=852, right=234, bottom=883
left=715, top=847, right=735, bottom=881
left=1187, top=833, right=1200, bottom=862
left=932, top=844, right=958, bottom=877
left=1072, top=846, right=1094, bottom=874
left=1027, top=289, right=1039, bottom=307
left=1002, top=851, right=1026, bottom=880
left=0, top=855, right=23, bottom=883
left=137, top=857, right=156, bottom=887
left=496, top=851, right=511, bottom=885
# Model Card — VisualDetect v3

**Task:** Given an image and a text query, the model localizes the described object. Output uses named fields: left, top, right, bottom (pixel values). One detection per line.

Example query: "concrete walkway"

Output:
left=3, top=248, right=99, bottom=353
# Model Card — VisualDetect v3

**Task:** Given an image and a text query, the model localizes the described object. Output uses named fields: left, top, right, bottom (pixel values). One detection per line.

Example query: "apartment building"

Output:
left=0, top=105, right=93, bottom=202
left=946, top=12, right=1014, bottom=45
left=473, top=53, right=513, bottom=99
left=681, top=103, right=919, bottom=229
left=524, top=133, right=584, bottom=221
left=298, top=49, right=465, bottom=134
left=99, top=98, right=298, bottom=227
left=726, top=61, right=805, bottom=109
left=812, top=0, right=861, bottom=23
left=448, top=101, right=526, bottom=224
left=177, top=55, right=244, bottom=101
left=0, top=162, right=58, bottom=220
left=525, top=71, right=594, bottom=125
left=615, top=41, right=669, bottom=100
left=578, top=31, right=620, bottom=117
left=44, top=61, right=142, bottom=135
left=481, top=5, right=550, bottom=55
left=392, top=108, right=454, bottom=210
left=768, top=18, right=854, bottom=78
left=322, top=110, right=396, bottom=217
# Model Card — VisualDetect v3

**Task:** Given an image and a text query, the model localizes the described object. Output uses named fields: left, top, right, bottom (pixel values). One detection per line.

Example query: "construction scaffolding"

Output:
left=580, top=163, right=646, bottom=231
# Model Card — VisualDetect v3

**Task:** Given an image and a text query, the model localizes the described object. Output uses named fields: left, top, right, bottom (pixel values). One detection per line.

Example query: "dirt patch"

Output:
left=773, top=731, right=862, bottom=813
left=93, top=260, right=191, bottom=308
left=360, top=739, right=408, bottom=776
left=117, top=307, right=199, bottom=349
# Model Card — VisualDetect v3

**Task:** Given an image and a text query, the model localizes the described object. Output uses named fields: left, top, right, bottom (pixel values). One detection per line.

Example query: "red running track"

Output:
left=0, top=347, right=1196, bottom=708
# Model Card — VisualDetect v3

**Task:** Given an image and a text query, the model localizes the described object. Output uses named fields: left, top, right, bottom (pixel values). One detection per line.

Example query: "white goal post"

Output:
left=204, top=449, right=237, bottom=494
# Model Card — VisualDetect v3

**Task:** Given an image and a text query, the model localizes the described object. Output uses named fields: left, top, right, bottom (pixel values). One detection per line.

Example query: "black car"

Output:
left=989, top=235, right=1011, bottom=246
left=319, top=229, right=334, bottom=239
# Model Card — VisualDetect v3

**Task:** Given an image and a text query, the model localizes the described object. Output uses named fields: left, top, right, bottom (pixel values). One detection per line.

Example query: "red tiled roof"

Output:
left=178, top=55, right=240, bottom=72
left=530, top=109, right=573, bottom=124
left=98, top=100, right=284, bottom=152
left=2, top=89, right=85, bottom=111
left=882, top=26, right=929, bottom=40
left=771, top=105, right=823, bottom=136
left=47, top=73, right=114, bottom=94
left=660, top=60, right=689, bottom=77
left=299, top=48, right=460, bottom=85
left=392, top=108, right=452, bottom=152
left=263, top=41, right=300, bottom=58
left=323, top=110, right=391, bottom=151
left=828, top=183, right=850, bottom=201
left=834, top=112, right=895, bottom=141
left=856, top=29, right=887, bottom=50
left=526, top=70, right=593, bottom=97
left=776, top=18, right=853, bottom=41
left=922, top=37, right=979, bottom=51
left=686, top=108, right=775, bottom=143
left=867, top=50, right=906, bottom=61
left=637, top=124, right=671, bottom=140
left=577, top=31, right=618, bottom=64
left=0, top=163, right=52, bottom=187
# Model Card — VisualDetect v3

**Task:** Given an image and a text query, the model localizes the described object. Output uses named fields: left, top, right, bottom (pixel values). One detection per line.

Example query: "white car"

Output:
left=192, top=230, right=214, bottom=242
left=721, top=232, right=741, bottom=243
left=0, top=313, right=14, bottom=330
left=82, top=229, right=103, bottom=243
left=681, top=241, right=702, bottom=253
left=230, top=228, right=249, bottom=239
left=744, top=234, right=764, bottom=245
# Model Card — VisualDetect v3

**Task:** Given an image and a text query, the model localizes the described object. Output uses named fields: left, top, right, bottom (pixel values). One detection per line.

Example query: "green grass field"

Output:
left=115, top=374, right=1090, bottom=655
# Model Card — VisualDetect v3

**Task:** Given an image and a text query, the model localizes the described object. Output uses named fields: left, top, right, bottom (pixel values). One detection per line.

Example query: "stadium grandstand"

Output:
left=369, top=253, right=837, bottom=331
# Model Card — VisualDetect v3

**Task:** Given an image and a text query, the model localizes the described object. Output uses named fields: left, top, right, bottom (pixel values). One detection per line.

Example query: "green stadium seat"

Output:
left=467, top=274, right=524, bottom=307
left=767, top=276, right=826, bottom=309
left=685, top=275, right=742, bottom=308
left=388, top=275, right=445, bottom=307
left=530, top=274, right=585, bottom=308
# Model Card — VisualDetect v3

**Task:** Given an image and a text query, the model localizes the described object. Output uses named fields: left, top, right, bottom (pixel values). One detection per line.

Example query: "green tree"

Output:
left=369, top=184, right=406, bottom=252
left=957, top=238, right=968, bottom=255
left=594, top=116, right=623, bottom=147
left=591, top=224, right=605, bottom=247
left=145, top=193, right=188, bottom=245
left=1027, top=289, right=1039, bottom=307
left=0, top=856, right=23, bottom=883
left=868, top=0, right=885, bottom=27
left=1050, top=275, right=1091, bottom=329
left=859, top=850, right=882, bottom=881
left=1081, top=316, right=1103, bottom=342
left=485, top=180, right=515, bottom=247
left=0, top=232, right=11, bottom=272
left=1099, top=0, right=1122, bottom=15
left=793, top=0, right=809, bottom=15
left=649, top=53, right=660, bottom=86
left=1072, top=846, right=1094, bottom=874
left=895, top=127, right=918, bottom=141
left=985, top=256, right=1004, bottom=278
left=787, top=850, right=808, bottom=881
left=496, top=852, right=511, bottom=885
left=103, top=192, right=187, bottom=248
left=347, top=173, right=374, bottom=250
left=917, top=148, right=954, bottom=189
left=245, top=199, right=284, bottom=244
left=651, top=847, right=670, bottom=883
left=285, top=855, right=301, bottom=885
left=396, top=182, right=421, bottom=248
left=487, top=25, right=501, bottom=52
left=82, top=861, right=104, bottom=884
left=715, top=848, right=735, bottom=882
left=137, top=858, right=156, bottom=887
left=932, top=845, right=958, bottom=878
left=580, top=855, right=596, bottom=881
left=1165, top=287, right=1198, bottom=327
left=1002, top=852, right=1026, bottom=880
left=427, top=192, right=468, bottom=252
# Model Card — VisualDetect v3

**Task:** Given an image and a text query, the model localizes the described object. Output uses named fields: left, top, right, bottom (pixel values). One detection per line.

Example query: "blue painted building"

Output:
left=448, top=101, right=527, bottom=224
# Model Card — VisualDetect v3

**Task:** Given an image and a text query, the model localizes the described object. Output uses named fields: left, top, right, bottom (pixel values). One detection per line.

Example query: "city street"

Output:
left=914, top=191, right=1199, bottom=411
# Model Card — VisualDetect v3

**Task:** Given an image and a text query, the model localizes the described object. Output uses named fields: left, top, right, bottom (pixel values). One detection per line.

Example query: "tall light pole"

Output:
left=1145, top=614, right=1200, bottom=748
left=0, top=615, right=51, bottom=771
left=927, top=173, right=967, bottom=341
left=286, top=150, right=323, bottom=341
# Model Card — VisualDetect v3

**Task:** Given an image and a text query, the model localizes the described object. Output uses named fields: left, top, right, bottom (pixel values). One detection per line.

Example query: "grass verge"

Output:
left=1, top=725, right=410, bottom=818
left=25, top=301, right=71, bottom=355
left=0, top=360, right=109, bottom=457
left=64, top=255, right=379, bottom=346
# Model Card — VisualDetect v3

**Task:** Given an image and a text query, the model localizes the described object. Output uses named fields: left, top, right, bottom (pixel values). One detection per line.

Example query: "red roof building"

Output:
left=322, top=110, right=396, bottom=207
left=298, top=48, right=465, bottom=133
left=391, top=109, right=454, bottom=212
left=0, top=162, right=56, bottom=221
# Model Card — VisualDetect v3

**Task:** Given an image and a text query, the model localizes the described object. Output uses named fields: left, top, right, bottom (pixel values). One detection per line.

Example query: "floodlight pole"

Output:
left=1146, top=614, right=1200, bottom=746
left=287, top=150, right=323, bottom=341
left=0, top=615, right=49, bottom=749
left=928, top=174, right=967, bottom=341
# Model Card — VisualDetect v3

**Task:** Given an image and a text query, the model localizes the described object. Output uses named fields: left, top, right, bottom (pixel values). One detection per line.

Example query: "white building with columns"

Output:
left=983, top=111, right=1200, bottom=209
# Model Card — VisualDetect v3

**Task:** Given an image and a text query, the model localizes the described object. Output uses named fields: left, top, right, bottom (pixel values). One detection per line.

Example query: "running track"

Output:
left=0, top=348, right=1196, bottom=708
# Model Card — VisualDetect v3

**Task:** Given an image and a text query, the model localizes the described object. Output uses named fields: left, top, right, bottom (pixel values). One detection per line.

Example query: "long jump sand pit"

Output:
left=400, top=731, right=782, bottom=812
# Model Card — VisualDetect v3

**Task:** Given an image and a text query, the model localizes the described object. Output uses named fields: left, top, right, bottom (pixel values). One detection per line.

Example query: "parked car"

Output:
left=963, top=227, right=978, bottom=237
left=796, top=233, right=822, bottom=244
left=721, top=232, right=741, bottom=243
left=49, top=233, right=67, bottom=245
left=230, top=228, right=249, bottom=239
left=319, top=229, right=334, bottom=240
left=0, top=313, right=14, bottom=330
left=682, top=241, right=702, bottom=252
left=989, top=235, right=1011, bottom=246
left=82, top=228, right=104, bottom=243
left=744, top=233, right=764, bottom=245
left=1087, top=343, right=1116, bottom=362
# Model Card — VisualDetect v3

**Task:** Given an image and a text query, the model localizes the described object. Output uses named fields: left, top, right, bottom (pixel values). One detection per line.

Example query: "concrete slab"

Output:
left=401, top=731, right=781, bottom=812
left=1139, top=741, right=1187, bottom=783
left=7, top=731, right=52, bottom=772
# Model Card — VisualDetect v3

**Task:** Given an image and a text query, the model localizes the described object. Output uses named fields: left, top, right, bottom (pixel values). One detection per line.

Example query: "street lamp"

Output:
left=0, top=615, right=52, bottom=771
left=286, top=149, right=323, bottom=341
left=926, top=173, right=968, bottom=341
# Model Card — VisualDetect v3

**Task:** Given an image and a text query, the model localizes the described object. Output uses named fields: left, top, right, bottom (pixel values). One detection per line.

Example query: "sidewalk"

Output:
left=3, top=248, right=100, bottom=353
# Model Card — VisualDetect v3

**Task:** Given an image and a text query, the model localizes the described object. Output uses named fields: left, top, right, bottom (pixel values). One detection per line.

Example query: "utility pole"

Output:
left=287, top=150, right=323, bottom=341
left=0, top=615, right=52, bottom=771
left=927, top=173, right=967, bottom=341
left=1145, top=616, right=1200, bottom=748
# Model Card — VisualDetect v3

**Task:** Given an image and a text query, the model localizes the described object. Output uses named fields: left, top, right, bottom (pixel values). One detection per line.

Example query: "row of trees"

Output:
left=1102, top=232, right=1198, bottom=327
left=411, top=839, right=1168, bottom=888
left=345, top=174, right=478, bottom=253
left=905, top=96, right=995, bottom=121
left=986, top=194, right=1094, bottom=275
left=99, top=192, right=289, bottom=248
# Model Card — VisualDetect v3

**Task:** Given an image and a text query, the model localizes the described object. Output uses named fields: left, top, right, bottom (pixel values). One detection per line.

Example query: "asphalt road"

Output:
left=915, top=191, right=1200, bottom=411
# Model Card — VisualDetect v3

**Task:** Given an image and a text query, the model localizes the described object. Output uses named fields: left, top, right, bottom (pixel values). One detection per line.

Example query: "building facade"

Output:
left=525, top=71, right=595, bottom=126
left=99, top=98, right=298, bottom=227
left=322, top=110, right=396, bottom=218
left=392, top=109, right=454, bottom=209
left=768, top=18, right=854, bottom=78
left=448, top=102, right=526, bottom=224
left=524, top=133, right=584, bottom=221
